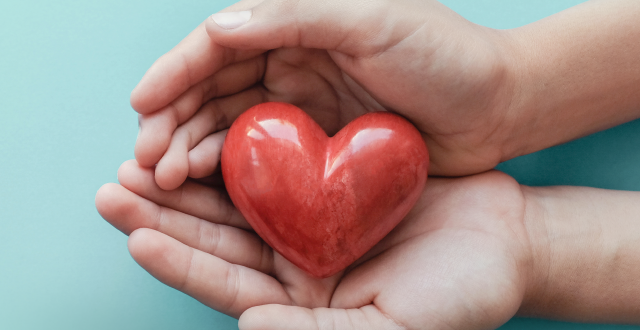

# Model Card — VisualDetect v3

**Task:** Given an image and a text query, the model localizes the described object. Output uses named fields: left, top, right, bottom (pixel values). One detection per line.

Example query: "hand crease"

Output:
left=178, top=248, right=196, bottom=292
left=259, top=240, right=274, bottom=275
left=200, top=220, right=221, bottom=256
left=367, top=23, right=426, bottom=60
left=202, top=74, right=217, bottom=103
left=224, top=265, right=241, bottom=312
left=179, top=51, right=196, bottom=90
left=378, top=309, right=408, bottom=330
left=155, top=206, right=167, bottom=232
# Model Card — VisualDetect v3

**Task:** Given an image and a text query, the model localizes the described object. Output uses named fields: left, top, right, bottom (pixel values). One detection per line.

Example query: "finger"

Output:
left=128, top=228, right=291, bottom=318
left=188, top=130, right=228, bottom=179
left=134, top=56, right=266, bottom=167
left=96, top=183, right=274, bottom=273
left=154, top=86, right=266, bottom=190
left=206, top=0, right=431, bottom=57
left=130, top=21, right=264, bottom=114
left=96, top=183, right=155, bottom=235
left=117, top=159, right=250, bottom=229
left=193, top=171, right=226, bottom=189
left=239, top=304, right=404, bottom=330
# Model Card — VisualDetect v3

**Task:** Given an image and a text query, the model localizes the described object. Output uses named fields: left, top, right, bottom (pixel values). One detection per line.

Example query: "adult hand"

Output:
left=132, top=0, right=517, bottom=190
left=96, top=163, right=533, bottom=329
left=132, top=0, right=640, bottom=191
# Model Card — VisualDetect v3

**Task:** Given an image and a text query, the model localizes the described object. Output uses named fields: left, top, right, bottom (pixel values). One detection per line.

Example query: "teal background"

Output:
left=0, top=0, right=638, bottom=329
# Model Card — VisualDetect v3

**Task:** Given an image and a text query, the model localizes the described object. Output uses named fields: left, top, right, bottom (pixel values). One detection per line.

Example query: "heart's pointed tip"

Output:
left=304, top=267, right=342, bottom=279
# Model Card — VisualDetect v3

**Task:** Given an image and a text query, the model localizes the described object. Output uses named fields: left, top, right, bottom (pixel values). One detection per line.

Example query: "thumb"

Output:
left=238, top=304, right=405, bottom=330
left=206, top=0, right=431, bottom=57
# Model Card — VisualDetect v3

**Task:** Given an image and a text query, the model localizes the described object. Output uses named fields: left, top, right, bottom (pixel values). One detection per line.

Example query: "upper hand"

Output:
left=96, top=164, right=532, bottom=329
left=132, top=0, right=518, bottom=190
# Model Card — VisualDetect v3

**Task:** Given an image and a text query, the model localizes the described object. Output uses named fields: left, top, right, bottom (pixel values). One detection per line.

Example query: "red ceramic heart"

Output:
left=221, top=102, right=428, bottom=278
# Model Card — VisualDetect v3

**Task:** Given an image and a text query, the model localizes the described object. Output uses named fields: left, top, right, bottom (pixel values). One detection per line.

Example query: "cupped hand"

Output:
left=132, top=0, right=519, bottom=190
left=96, top=162, right=533, bottom=329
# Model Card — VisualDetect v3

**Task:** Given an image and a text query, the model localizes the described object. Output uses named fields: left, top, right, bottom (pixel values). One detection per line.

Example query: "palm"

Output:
left=237, top=41, right=510, bottom=176
left=258, top=48, right=376, bottom=137
left=337, top=172, right=527, bottom=329
left=97, top=161, right=529, bottom=329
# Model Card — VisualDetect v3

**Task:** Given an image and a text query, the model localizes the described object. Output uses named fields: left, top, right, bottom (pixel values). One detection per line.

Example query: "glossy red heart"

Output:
left=221, top=102, right=428, bottom=278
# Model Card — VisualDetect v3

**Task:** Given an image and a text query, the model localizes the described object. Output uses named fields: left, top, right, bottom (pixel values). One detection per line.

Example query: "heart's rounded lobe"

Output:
left=222, top=102, right=428, bottom=278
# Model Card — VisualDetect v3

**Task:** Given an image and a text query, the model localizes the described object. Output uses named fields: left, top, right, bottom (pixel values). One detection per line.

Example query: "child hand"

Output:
left=96, top=164, right=533, bottom=329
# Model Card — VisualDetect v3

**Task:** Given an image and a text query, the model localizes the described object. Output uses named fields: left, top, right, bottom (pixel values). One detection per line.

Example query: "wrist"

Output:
left=516, top=186, right=552, bottom=317
left=514, top=186, right=640, bottom=322
left=494, top=0, right=640, bottom=162
left=484, top=26, right=538, bottom=164
left=495, top=26, right=555, bottom=162
left=464, top=26, right=527, bottom=168
left=430, top=25, right=528, bottom=175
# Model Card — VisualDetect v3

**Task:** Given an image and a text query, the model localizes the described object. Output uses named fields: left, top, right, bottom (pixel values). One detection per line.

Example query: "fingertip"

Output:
left=187, top=153, right=216, bottom=179
left=204, top=13, right=219, bottom=36
left=204, top=1, right=266, bottom=49
left=117, top=158, right=140, bottom=171
left=239, top=305, right=316, bottom=330
left=134, top=136, right=168, bottom=168
left=95, top=183, right=122, bottom=219
left=204, top=15, right=237, bottom=48
left=210, top=10, right=252, bottom=30
left=238, top=305, right=278, bottom=330
left=95, top=183, right=143, bottom=235
left=128, top=228, right=174, bottom=268
left=117, top=159, right=144, bottom=184
left=187, top=130, right=227, bottom=178
left=128, top=228, right=191, bottom=289
left=135, top=111, right=177, bottom=167
left=130, top=83, right=147, bottom=114
left=204, top=16, right=226, bottom=46
left=204, top=0, right=372, bottom=52
left=128, top=229, right=166, bottom=272
left=130, top=70, right=165, bottom=115
left=134, top=149, right=158, bottom=169
left=155, top=156, right=189, bottom=191
left=127, top=228, right=157, bottom=258
left=129, top=54, right=178, bottom=114
left=206, top=0, right=264, bottom=36
left=237, top=306, right=263, bottom=330
left=152, top=126, right=192, bottom=190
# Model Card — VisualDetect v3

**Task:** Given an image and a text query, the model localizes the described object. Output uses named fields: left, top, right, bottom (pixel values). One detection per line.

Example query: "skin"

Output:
left=131, top=0, right=640, bottom=190
left=520, top=186, right=640, bottom=323
left=96, top=162, right=640, bottom=328
left=97, top=0, right=640, bottom=327
left=97, top=164, right=532, bottom=329
left=131, top=0, right=514, bottom=190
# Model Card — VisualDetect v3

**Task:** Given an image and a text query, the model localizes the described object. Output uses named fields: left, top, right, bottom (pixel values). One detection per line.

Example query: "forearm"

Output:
left=520, top=185, right=640, bottom=323
left=502, top=0, right=640, bottom=159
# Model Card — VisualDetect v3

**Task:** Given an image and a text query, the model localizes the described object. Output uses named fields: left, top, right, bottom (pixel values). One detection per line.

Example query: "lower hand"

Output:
left=96, top=163, right=533, bottom=329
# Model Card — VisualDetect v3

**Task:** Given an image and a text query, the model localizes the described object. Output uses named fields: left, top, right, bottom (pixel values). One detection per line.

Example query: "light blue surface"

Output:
left=0, top=0, right=638, bottom=329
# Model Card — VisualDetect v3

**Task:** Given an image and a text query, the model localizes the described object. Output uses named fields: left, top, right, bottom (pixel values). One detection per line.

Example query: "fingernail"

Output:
left=211, top=10, right=252, bottom=29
